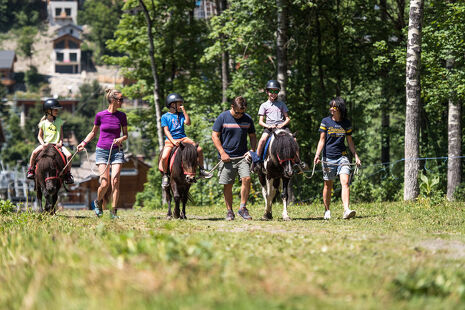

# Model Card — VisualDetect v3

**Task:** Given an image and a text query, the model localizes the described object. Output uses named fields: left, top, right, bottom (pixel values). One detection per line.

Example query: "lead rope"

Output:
left=303, top=160, right=361, bottom=180
left=206, top=155, right=246, bottom=175
left=83, top=141, right=116, bottom=177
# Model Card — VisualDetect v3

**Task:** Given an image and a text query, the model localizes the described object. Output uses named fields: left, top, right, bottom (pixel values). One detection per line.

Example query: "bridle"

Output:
left=277, top=153, right=297, bottom=165
left=45, top=169, right=62, bottom=184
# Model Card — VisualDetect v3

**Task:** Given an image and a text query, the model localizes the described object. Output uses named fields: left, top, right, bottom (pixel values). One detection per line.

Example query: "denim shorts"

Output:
left=322, top=156, right=351, bottom=181
left=95, top=147, right=125, bottom=165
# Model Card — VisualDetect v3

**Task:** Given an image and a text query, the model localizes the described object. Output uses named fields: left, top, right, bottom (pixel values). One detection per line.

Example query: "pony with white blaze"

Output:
left=257, top=128, right=298, bottom=220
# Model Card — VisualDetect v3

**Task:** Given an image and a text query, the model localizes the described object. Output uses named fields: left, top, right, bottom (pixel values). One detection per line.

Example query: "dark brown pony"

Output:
left=35, top=144, right=66, bottom=214
left=159, top=142, right=198, bottom=219
left=258, top=128, right=298, bottom=221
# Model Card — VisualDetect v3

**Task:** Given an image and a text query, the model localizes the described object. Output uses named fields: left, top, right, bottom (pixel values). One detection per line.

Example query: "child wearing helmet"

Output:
left=159, top=93, right=212, bottom=188
left=26, top=98, right=74, bottom=184
left=254, top=80, right=306, bottom=172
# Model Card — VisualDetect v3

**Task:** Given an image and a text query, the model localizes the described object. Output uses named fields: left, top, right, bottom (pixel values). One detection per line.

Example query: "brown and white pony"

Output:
left=34, top=144, right=67, bottom=214
left=159, top=142, right=198, bottom=219
left=258, top=128, right=298, bottom=220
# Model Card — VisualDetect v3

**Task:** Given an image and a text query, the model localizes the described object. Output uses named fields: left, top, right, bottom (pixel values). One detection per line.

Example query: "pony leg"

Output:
left=262, top=178, right=275, bottom=220
left=281, top=178, right=290, bottom=221
left=181, top=190, right=188, bottom=220
left=172, top=184, right=181, bottom=219
left=52, top=193, right=58, bottom=215
left=166, top=188, right=173, bottom=219
left=37, top=186, right=43, bottom=213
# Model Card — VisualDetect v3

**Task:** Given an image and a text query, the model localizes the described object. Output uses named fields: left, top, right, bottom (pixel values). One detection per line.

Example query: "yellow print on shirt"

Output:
left=327, top=127, right=347, bottom=136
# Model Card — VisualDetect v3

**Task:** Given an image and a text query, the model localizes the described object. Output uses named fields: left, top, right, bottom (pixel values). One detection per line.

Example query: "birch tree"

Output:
left=404, top=0, right=424, bottom=201
left=276, top=0, right=288, bottom=101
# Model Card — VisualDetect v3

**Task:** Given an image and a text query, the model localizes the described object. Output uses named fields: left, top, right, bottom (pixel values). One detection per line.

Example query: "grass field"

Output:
left=1, top=201, right=465, bottom=309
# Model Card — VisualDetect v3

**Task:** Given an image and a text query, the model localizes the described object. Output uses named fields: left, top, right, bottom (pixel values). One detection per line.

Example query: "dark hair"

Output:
left=329, top=97, right=347, bottom=120
left=232, top=96, right=247, bottom=109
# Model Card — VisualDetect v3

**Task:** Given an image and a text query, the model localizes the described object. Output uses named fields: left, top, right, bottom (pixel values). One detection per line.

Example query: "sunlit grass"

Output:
left=0, top=201, right=464, bottom=309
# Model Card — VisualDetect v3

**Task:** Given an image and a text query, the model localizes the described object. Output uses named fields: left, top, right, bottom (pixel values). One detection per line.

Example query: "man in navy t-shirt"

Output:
left=212, top=96, right=257, bottom=221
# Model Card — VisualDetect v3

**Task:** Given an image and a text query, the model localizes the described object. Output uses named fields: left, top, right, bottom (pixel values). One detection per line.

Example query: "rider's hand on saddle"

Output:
left=174, top=140, right=181, bottom=147
left=56, top=141, right=63, bottom=148
left=220, top=152, right=230, bottom=162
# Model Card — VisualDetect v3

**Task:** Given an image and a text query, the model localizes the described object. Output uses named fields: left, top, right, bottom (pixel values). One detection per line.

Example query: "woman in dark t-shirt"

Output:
left=314, top=97, right=361, bottom=220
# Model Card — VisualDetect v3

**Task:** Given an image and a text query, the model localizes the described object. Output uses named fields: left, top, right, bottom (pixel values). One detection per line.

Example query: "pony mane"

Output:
left=172, top=143, right=198, bottom=175
left=270, top=130, right=298, bottom=161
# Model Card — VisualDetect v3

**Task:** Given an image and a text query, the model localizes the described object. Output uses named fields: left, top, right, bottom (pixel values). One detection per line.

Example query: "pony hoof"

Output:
left=166, top=215, right=172, bottom=220
left=181, top=215, right=187, bottom=220
left=283, top=216, right=291, bottom=221
left=262, top=212, right=273, bottom=220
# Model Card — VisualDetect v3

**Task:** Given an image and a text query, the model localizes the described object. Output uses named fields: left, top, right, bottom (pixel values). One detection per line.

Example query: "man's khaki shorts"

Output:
left=218, top=157, right=250, bottom=185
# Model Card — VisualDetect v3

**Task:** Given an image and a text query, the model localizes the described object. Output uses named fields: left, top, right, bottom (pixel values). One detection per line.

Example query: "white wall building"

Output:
left=47, top=0, right=78, bottom=26
left=51, top=33, right=82, bottom=74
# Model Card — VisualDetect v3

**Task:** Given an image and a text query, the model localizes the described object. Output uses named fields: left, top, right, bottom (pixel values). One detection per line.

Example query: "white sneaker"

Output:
left=324, top=210, right=331, bottom=220
left=343, top=209, right=356, bottom=219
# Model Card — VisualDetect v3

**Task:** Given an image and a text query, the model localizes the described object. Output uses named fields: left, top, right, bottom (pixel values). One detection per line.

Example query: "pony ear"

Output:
left=292, top=132, right=297, bottom=137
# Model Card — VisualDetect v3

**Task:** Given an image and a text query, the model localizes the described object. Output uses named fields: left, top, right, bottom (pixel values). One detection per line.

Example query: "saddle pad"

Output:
left=169, top=148, right=179, bottom=173
left=53, top=145, right=67, bottom=166
left=262, top=136, right=272, bottom=162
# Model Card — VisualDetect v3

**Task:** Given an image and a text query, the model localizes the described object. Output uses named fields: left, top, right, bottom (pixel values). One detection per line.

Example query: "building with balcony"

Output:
left=52, top=33, right=82, bottom=74
left=47, top=0, right=78, bottom=26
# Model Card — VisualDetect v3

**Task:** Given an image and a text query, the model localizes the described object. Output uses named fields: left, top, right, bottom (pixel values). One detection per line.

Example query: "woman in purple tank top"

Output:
left=77, top=88, right=128, bottom=219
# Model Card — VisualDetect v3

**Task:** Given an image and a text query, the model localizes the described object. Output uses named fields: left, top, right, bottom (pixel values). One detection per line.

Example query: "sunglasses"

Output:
left=268, top=89, right=279, bottom=94
left=114, top=97, right=123, bottom=102
left=330, top=106, right=338, bottom=111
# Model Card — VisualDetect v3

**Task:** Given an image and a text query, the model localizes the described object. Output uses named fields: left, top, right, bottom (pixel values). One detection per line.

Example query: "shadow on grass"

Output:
left=56, top=214, right=89, bottom=219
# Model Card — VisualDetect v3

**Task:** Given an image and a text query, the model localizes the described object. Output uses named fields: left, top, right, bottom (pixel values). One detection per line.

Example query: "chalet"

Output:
left=56, top=24, right=83, bottom=40
left=65, top=153, right=150, bottom=209
left=47, top=0, right=78, bottom=26
left=14, top=98, right=79, bottom=127
left=0, top=51, right=17, bottom=90
left=52, top=33, right=82, bottom=74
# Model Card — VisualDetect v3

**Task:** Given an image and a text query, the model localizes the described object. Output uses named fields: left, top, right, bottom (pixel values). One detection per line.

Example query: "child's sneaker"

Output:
left=225, top=210, right=235, bottom=221
left=63, top=171, right=74, bottom=184
left=26, top=167, right=35, bottom=180
left=343, top=209, right=356, bottom=219
left=162, top=174, right=170, bottom=188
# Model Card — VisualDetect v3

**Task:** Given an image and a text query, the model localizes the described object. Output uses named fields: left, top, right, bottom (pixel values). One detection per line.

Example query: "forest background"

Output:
left=0, top=0, right=464, bottom=208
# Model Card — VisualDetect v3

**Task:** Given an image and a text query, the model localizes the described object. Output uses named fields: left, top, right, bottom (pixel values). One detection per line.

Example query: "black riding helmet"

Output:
left=265, top=80, right=281, bottom=90
left=165, top=93, right=184, bottom=109
left=43, top=98, right=63, bottom=113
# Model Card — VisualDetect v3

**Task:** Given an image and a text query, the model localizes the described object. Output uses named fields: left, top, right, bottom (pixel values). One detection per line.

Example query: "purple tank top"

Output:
left=94, top=110, right=128, bottom=150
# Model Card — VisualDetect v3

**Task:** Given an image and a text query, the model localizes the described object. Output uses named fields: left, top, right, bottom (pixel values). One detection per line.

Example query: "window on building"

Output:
left=56, top=52, right=64, bottom=62
left=69, top=29, right=73, bottom=35
left=68, top=40, right=78, bottom=49
left=55, top=40, right=65, bottom=49
left=65, top=8, right=71, bottom=16
left=70, top=53, right=77, bottom=62
left=55, top=8, right=62, bottom=16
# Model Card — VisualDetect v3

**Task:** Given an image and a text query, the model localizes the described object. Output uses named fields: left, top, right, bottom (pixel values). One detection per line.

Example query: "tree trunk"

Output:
left=139, top=0, right=164, bottom=151
left=216, top=0, right=229, bottom=104
left=276, top=0, right=288, bottom=101
left=380, top=0, right=390, bottom=168
left=404, top=0, right=424, bottom=201
left=447, top=58, right=461, bottom=201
